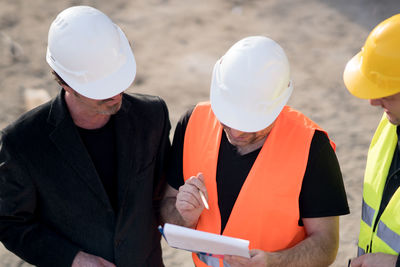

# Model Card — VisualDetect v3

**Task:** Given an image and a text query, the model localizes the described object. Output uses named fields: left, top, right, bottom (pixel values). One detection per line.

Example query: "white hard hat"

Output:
left=46, top=6, right=136, bottom=100
left=210, top=36, right=293, bottom=132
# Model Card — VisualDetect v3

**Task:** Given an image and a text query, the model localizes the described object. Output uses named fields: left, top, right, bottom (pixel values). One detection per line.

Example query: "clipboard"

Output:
left=159, top=223, right=250, bottom=259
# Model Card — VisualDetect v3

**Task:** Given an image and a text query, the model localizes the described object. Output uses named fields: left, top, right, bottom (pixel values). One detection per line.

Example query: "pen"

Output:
left=199, top=190, right=209, bottom=210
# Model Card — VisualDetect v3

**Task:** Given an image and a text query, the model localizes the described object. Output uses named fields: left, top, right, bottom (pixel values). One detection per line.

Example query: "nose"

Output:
left=369, top=98, right=382, bottom=107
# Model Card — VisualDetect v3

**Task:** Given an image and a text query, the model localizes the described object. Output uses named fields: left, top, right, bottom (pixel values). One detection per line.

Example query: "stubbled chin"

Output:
left=226, top=135, right=244, bottom=144
left=386, top=113, right=400, bottom=126
left=98, top=104, right=121, bottom=115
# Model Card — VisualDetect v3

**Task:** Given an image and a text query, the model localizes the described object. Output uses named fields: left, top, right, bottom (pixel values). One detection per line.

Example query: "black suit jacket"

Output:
left=0, top=90, right=170, bottom=267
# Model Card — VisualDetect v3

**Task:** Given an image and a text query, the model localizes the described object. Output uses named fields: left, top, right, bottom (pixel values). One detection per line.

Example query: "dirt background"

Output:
left=1, top=0, right=400, bottom=266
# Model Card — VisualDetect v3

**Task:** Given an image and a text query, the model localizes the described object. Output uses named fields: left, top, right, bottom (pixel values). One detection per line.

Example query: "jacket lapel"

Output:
left=113, top=97, right=137, bottom=210
left=47, top=91, right=111, bottom=208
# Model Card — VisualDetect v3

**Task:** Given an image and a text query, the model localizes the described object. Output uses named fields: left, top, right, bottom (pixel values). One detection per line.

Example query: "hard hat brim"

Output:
left=343, top=52, right=400, bottom=100
left=210, top=61, right=293, bottom=132
left=47, top=26, right=136, bottom=100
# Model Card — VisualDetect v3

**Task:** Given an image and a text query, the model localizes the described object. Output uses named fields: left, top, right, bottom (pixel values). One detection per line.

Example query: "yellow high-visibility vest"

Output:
left=359, top=114, right=400, bottom=256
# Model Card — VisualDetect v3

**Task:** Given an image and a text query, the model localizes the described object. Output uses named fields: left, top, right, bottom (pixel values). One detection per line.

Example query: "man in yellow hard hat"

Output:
left=0, top=6, right=170, bottom=267
left=344, top=14, right=400, bottom=267
left=162, top=36, right=349, bottom=267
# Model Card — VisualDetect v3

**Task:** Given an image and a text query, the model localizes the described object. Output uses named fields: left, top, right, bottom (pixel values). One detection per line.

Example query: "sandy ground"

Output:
left=1, top=0, right=400, bottom=266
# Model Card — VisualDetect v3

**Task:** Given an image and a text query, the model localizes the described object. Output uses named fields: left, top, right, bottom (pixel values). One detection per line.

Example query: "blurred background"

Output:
left=1, top=0, right=400, bottom=266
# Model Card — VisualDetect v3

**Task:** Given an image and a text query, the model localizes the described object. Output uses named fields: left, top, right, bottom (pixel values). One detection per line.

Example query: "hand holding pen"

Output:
left=176, top=172, right=209, bottom=228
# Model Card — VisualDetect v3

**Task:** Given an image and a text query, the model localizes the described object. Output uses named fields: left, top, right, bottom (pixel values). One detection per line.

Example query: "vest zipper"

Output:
left=372, top=168, right=400, bottom=232
left=369, top=168, right=400, bottom=253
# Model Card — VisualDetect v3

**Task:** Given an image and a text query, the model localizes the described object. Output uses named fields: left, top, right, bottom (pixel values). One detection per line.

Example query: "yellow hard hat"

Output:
left=343, top=14, right=400, bottom=99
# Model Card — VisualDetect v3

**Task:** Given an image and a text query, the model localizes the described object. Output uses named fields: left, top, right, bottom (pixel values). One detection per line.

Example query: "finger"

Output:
left=224, top=255, right=233, bottom=265
left=176, top=191, right=201, bottom=209
left=196, top=172, right=204, bottom=181
left=178, top=184, right=203, bottom=205
left=349, top=256, right=361, bottom=267
left=180, top=181, right=203, bottom=193
left=187, top=175, right=208, bottom=198
left=225, top=255, right=248, bottom=263
left=180, top=181, right=205, bottom=204
left=196, top=173, right=209, bottom=200
left=250, top=249, right=259, bottom=257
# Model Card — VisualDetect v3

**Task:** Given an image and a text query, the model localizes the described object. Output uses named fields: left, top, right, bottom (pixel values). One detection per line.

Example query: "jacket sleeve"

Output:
left=0, top=130, right=80, bottom=267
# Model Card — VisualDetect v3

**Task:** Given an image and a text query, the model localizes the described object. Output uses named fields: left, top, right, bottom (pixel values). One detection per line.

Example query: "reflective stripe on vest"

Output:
left=358, top=246, right=365, bottom=257
left=376, top=220, right=400, bottom=253
left=183, top=102, right=335, bottom=267
left=361, top=199, right=375, bottom=227
left=197, top=254, right=230, bottom=267
left=358, top=114, right=400, bottom=256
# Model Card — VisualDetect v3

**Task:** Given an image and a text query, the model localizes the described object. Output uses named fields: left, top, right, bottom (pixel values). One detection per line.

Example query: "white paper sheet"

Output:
left=161, top=223, right=250, bottom=258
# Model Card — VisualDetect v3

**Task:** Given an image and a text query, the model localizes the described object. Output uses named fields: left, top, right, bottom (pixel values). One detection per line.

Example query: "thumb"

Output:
left=196, top=172, right=204, bottom=182
left=196, top=173, right=209, bottom=200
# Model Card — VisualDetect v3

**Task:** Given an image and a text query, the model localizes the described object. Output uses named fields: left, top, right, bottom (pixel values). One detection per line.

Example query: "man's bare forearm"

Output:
left=225, top=217, right=339, bottom=267
left=265, top=233, right=338, bottom=266
left=265, top=217, right=339, bottom=267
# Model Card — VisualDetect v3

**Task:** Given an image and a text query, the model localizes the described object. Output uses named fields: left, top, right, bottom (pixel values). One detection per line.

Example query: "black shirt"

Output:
left=77, top=117, right=118, bottom=212
left=166, top=108, right=350, bottom=232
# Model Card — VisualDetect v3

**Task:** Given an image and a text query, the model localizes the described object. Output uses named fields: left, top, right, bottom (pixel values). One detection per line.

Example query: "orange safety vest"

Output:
left=183, top=102, right=335, bottom=267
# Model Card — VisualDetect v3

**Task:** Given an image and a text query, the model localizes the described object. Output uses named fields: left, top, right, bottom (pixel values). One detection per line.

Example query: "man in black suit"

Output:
left=0, top=6, right=170, bottom=267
